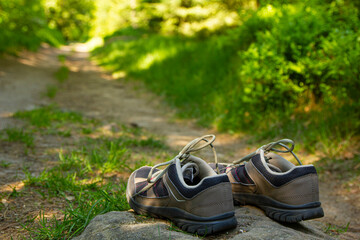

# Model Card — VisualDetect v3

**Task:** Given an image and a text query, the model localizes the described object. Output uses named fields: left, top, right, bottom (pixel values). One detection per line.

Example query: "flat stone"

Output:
left=231, top=206, right=332, bottom=240
left=73, top=211, right=197, bottom=240
left=75, top=207, right=333, bottom=240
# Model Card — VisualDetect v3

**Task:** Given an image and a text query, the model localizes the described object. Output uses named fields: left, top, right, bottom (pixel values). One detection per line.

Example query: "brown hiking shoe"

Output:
left=211, top=139, right=324, bottom=223
left=126, top=135, right=237, bottom=235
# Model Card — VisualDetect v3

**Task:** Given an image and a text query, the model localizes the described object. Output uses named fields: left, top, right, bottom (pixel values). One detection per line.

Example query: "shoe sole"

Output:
left=233, top=193, right=324, bottom=223
left=128, top=196, right=237, bottom=235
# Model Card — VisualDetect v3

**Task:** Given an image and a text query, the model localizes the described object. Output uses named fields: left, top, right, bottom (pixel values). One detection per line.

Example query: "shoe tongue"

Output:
left=264, top=152, right=296, bottom=172
left=263, top=155, right=281, bottom=172
left=266, top=163, right=282, bottom=172
left=183, top=167, right=195, bottom=185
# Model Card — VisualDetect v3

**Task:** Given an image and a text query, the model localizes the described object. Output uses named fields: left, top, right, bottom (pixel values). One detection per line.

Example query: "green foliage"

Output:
left=223, top=1, right=360, bottom=152
left=0, top=0, right=64, bottom=54
left=92, top=0, right=240, bottom=38
left=234, top=2, right=360, bottom=113
left=93, top=1, right=360, bottom=156
left=46, top=0, right=95, bottom=42
left=0, top=0, right=95, bottom=53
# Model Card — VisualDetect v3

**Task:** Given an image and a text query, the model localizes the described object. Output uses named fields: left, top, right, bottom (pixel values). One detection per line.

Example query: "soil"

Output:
left=0, top=44, right=359, bottom=239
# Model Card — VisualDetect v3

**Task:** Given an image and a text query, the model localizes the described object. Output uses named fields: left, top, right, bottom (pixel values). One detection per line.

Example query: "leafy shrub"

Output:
left=224, top=2, right=360, bottom=134
left=93, top=1, right=360, bottom=155
left=46, top=0, right=95, bottom=42
left=0, top=0, right=63, bottom=53
left=92, top=0, right=240, bottom=38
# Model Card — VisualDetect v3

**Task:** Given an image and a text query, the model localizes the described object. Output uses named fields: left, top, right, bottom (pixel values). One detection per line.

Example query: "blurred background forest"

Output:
left=1, top=0, right=359, bottom=158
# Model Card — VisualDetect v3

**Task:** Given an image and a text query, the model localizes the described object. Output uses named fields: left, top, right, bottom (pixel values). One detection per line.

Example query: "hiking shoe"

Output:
left=126, top=135, right=237, bottom=235
left=211, top=139, right=324, bottom=223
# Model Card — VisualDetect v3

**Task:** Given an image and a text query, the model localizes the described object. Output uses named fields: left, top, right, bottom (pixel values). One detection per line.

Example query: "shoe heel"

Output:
left=129, top=196, right=237, bottom=235
left=262, top=205, right=324, bottom=223
left=233, top=193, right=324, bottom=223
left=172, top=215, right=237, bottom=235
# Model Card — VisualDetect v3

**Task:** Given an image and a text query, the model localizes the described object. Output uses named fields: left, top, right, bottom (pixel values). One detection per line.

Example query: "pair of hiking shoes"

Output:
left=126, top=135, right=324, bottom=235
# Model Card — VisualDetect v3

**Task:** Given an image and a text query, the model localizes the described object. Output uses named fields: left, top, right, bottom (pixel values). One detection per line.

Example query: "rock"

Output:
left=231, top=206, right=332, bottom=240
left=73, top=211, right=197, bottom=240
left=75, top=207, right=333, bottom=240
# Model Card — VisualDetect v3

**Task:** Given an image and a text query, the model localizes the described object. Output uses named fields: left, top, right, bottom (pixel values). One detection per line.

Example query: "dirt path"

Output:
left=1, top=45, right=359, bottom=239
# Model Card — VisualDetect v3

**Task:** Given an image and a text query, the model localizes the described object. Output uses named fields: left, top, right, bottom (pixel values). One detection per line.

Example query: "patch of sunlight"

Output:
left=45, top=147, right=63, bottom=155
left=0, top=112, right=13, bottom=118
left=65, top=37, right=104, bottom=53
left=166, top=134, right=203, bottom=148
left=204, top=11, right=238, bottom=31
left=78, top=176, right=103, bottom=185
left=112, top=71, right=127, bottom=79
left=181, top=22, right=194, bottom=36
left=0, top=181, right=24, bottom=193
left=176, top=5, right=212, bottom=18
left=36, top=210, right=64, bottom=221
left=258, top=5, right=277, bottom=18
left=18, top=57, right=40, bottom=67
left=177, top=6, right=238, bottom=36
left=92, top=0, right=134, bottom=37
left=87, top=123, right=122, bottom=139
left=299, top=154, right=320, bottom=165
left=107, top=48, right=127, bottom=61
left=43, top=0, right=56, bottom=9
left=136, top=48, right=176, bottom=70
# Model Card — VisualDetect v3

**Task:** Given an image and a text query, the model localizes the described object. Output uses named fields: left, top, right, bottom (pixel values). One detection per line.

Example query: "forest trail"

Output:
left=0, top=45, right=359, bottom=239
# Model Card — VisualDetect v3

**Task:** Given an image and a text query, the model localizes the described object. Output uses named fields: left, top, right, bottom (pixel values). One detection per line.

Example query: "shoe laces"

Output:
left=232, top=139, right=302, bottom=165
left=133, top=135, right=218, bottom=197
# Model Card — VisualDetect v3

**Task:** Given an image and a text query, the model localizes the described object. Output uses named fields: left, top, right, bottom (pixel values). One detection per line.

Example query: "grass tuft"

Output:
left=0, top=160, right=11, bottom=168
left=44, top=85, right=58, bottom=99
left=325, top=222, right=350, bottom=236
left=54, top=66, right=70, bottom=83
left=13, top=105, right=83, bottom=128
left=2, top=128, right=34, bottom=148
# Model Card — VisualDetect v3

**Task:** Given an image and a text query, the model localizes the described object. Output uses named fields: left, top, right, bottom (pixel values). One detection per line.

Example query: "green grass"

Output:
left=316, top=155, right=360, bottom=180
left=1, top=128, right=34, bottom=149
left=13, top=105, right=83, bottom=128
left=43, top=54, right=68, bottom=100
left=23, top=173, right=129, bottom=239
left=54, top=66, right=70, bottom=83
left=21, top=134, right=164, bottom=239
left=2, top=105, right=169, bottom=239
left=325, top=222, right=350, bottom=236
left=81, top=127, right=93, bottom=135
left=92, top=34, right=235, bottom=122
left=57, top=54, right=67, bottom=64
left=44, top=85, right=58, bottom=99
left=0, top=160, right=11, bottom=168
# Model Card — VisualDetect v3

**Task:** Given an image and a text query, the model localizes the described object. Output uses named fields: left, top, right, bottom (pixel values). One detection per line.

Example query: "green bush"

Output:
left=92, top=0, right=240, bottom=38
left=46, top=0, right=95, bottom=42
left=93, top=1, right=360, bottom=155
left=0, top=0, right=63, bottom=54
left=222, top=2, right=360, bottom=134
